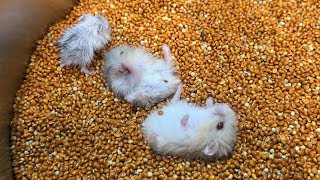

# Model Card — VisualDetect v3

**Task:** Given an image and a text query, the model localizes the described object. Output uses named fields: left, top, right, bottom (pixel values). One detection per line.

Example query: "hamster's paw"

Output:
left=162, top=44, right=170, bottom=53
left=171, top=83, right=183, bottom=103
left=80, top=66, right=94, bottom=75
left=60, top=62, right=67, bottom=68
left=162, top=44, right=174, bottom=64
left=125, top=90, right=147, bottom=104
left=202, top=144, right=217, bottom=156
left=144, top=102, right=153, bottom=109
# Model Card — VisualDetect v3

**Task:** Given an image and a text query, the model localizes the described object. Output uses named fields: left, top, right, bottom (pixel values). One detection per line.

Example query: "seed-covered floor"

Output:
left=11, top=0, right=320, bottom=179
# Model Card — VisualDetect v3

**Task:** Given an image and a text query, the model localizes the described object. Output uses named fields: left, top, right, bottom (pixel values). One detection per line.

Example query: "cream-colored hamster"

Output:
left=142, top=84, right=238, bottom=160
left=102, top=44, right=181, bottom=108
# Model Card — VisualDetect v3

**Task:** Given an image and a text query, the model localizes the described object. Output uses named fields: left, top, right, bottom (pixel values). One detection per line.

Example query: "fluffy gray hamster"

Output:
left=102, top=44, right=181, bottom=108
left=58, top=14, right=112, bottom=75
left=141, top=84, right=238, bottom=160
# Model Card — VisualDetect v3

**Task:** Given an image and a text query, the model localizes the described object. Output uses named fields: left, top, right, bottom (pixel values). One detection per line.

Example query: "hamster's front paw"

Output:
left=125, top=90, right=147, bottom=103
left=60, top=63, right=67, bottom=68
left=80, top=66, right=94, bottom=75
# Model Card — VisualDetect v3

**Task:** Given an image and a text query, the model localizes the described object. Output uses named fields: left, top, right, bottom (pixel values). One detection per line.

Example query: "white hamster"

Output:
left=58, top=14, right=112, bottom=75
left=102, top=44, right=181, bottom=108
left=141, top=84, right=238, bottom=160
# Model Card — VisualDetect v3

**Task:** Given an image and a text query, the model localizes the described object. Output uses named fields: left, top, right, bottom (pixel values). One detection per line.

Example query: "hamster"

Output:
left=102, top=44, right=181, bottom=108
left=58, top=14, right=112, bottom=75
left=141, top=84, right=238, bottom=160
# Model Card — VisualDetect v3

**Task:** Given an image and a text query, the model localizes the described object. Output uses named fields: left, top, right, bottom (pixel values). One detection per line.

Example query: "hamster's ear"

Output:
left=79, top=14, right=90, bottom=22
left=180, top=114, right=189, bottom=130
left=97, top=15, right=105, bottom=21
left=205, top=97, right=214, bottom=108
left=202, top=144, right=217, bottom=156
left=96, top=16, right=108, bottom=33
left=125, top=90, right=147, bottom=103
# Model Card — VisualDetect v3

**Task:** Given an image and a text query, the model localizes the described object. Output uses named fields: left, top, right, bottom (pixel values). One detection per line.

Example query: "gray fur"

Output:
left=58, top=14, right=112, bottom=75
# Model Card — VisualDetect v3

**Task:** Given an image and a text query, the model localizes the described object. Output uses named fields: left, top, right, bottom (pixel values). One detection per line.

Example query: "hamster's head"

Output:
left=79, top=14, right=100, bottom=25
left=197, top=103, right=238, bottom=159
left=79, top=14, right=111, bottom=40
left=96, top=15, right=111, bottom=35
left=96, top=15, right=110, bottom=27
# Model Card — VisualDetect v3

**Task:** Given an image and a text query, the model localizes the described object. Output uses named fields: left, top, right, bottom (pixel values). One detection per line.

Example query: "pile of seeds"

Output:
left=11, top=0, right=320, bottom=179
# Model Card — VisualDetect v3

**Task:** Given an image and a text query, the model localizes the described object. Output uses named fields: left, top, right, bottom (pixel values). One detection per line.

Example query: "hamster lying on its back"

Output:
left=103, top=44, right=181, bottom=108
left=58, top=14, right=112, bottom=75
left=142, top=84, right=238, bottom=160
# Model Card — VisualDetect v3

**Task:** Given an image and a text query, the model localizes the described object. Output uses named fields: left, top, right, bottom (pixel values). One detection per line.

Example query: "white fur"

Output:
left=58, top=14, right=112, bottom=75
left=141, top=84, right=238, bottom=160
left=103, top=44, right=181, bottom=108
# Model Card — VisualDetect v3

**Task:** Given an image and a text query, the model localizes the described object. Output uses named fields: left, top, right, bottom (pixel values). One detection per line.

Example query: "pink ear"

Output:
left=125, top=90, right=147, bottom=103
left=181, top=114, right=189, bottom=130
left=202, top=145, right=217, bottom=156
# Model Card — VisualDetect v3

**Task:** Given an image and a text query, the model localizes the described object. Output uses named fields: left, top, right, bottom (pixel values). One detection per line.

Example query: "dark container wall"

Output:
left=0, top=0, right=78, bottom=179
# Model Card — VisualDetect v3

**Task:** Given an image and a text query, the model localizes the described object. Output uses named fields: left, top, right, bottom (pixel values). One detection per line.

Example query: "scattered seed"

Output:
left=10, top=0, right=320, bottom=179
left=157, top=110, right=164, bottom=116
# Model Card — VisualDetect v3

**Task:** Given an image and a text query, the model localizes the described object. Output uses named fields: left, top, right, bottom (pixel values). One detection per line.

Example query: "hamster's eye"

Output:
left=163, top=80, right=168, bottom=83
left=120, top=51, right=124, bottom=55
left=217, top=122, right=224, bottom=130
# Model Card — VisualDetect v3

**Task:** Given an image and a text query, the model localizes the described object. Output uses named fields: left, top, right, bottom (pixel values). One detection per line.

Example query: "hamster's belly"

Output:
left=111, top=76, right=135, bottom=96
left=144, top=101, right=211, bottom=143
